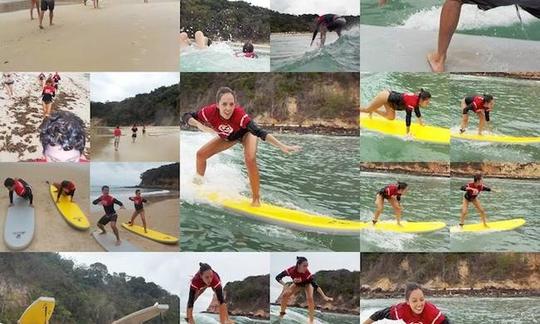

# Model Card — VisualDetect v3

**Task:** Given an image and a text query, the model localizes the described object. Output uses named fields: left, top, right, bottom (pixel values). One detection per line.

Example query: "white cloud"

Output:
left=271, top=0, right=359, bottom=15
left=91, top=162, right=169, bottom=186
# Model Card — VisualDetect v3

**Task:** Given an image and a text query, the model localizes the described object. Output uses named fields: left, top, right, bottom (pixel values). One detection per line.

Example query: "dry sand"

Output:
left=0, top=162, right=95, bottom=251
left=0, top=72, right=90, bottom=161
left=0, top=0, right=179, bottom=71
left=91, top=126, right=179, bottom=162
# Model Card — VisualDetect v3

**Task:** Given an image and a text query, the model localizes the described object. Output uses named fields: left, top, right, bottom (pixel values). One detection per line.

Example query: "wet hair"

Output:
left=397, top=182, right=408, bottom=190
left=4, top=178, right=14, bottom=187
left=199, top=262, right=212, bottom=273
left=473, top=174, right=483, bottom=182
left=418, top=88, right=431, bottom=100
left=483, top=94, right=494, bottom=103
left=243, top=42, right=254, bottom=53
left=405, top=282, right=424, bottom=300
left=135, top=189, right=141, bottom=194
left=116, top=125, right=120, bottom=128
left=39, top=111, right=86, bottom=154
left=61, top=180, right=71, bottom=188
left=216, top=87, right=236, bottom=103
left=296, top=256, right=308, bottom=267
left=101, top=185, right=109, bottom=191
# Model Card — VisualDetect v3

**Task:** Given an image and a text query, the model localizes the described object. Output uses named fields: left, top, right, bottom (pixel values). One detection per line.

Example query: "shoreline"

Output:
left=460, top=72, right=540, bottom=81
left=269, top=303, right=359, bottom=316
left=361, top=288, right=540, bottom=299
left=181, top=124, right=358, bottom=137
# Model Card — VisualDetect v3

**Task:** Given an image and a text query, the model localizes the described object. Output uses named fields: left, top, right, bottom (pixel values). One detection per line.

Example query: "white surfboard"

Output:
left=112, top=303, right=169, bottom=324
left=4, top=195, right=35, bottom=251
left=91, top=231, right=141, bottom=252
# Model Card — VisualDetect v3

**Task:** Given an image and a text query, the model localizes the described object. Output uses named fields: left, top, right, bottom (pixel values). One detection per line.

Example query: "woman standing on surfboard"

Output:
left=127, top=189, right=149, bottom=233
left=311, top=14, right=347, bottom=47
left=459, top=94, right=494, bottom=135
left=459, top=174, right=492, bottom=228
left=182, top=87, right=301, bottom=207
left=371, top=182, right=408, bottom=226
left=360, top=89, right=431, bottom=139
left=186, top=263, right=233, bottom=324
left=364, top=282, right=450, bottom=324
left=276, top=257, right=334, bottom=324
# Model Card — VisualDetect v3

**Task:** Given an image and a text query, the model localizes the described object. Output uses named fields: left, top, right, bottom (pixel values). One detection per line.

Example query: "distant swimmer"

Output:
left=38, top=0, right=55, bottom=29
left=371, top=182, right=408, bottom=226
left=459, top=94, right=494, bottom=135
left=235, top=41, right=258, bottom=58
left=311, top=14, right=347, bottom=47
left=459, top=174, right=492, bottom=228
left=360, top=89, right=432, bottom=139
left=30, top=0, right=41, bottom=20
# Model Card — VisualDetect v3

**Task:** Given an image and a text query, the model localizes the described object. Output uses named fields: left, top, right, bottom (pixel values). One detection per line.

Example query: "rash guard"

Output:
left=369, top=302, right=450, bottom=324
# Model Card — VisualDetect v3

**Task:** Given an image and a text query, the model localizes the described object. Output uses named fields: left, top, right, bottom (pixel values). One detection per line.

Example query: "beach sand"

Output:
left=0, top=72, right=90, bottom=162
left=91, top=126, right=180, bottom=162
left=89, top=196, right=180, bottom=252
left=0, top=0, right=179, bottom=71
left=0, top=162, right=96, bottom=251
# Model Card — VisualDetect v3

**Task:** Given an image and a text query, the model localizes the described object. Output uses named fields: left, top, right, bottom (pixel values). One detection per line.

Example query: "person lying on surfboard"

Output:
left=360, top=89, right=431, bottom=140
left=93, top=185, right=126, bottom=246
left=459, top=94, right=494, bottom=136
left=47, top=180, right=76, bottom=202
left=364, top=282, right=450, bottom=324
left=372, top=182, right=408, bottom=226
left=276, top=256, right=333, bottom=324
left=4, top=178, right=34, bottom=207
left=182, top=86, right=301, bottom=207
left=186, top=263, right=233, bottom=324
left=127, top=189, right=149, bottom=233
left=379, top=0, right=540, bottom=72
left=311, top=14, right=347, bottom=47
left=460, top=174, right=492, bottom=228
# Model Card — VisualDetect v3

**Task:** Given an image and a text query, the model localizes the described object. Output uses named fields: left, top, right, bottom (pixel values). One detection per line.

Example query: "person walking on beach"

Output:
left=114, top=126, right=122, bottom=151
left=2, top=73, right=15, bottom=98
left=39, top=0, right=55, bottom=29
left=131, top=124, right=138, bottom=143
left=30, top=0, right=41, bottom=20
left=41, top=78, right=55, bottom=117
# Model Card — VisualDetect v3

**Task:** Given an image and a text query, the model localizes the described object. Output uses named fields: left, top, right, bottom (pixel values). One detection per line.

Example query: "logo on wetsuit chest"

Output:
left=218, top=124, right=233, bottom=135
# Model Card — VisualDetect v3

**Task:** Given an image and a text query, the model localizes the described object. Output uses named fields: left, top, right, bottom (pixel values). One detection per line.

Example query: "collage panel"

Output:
left=270, top=252, right=360, bottom=324
left=360, top=72, right=450, bottom=162
left=179, top=0, right=271, bottom=72
left=0, top=72, right=89, bottom=162
left=0, top=0, right=179, bottom=71
left=90, top=72, right=180, bottom=163
left=0, top=162, right=89, bottom=251
left=178, top=252, right=270, bottom=323
left=361, top=252, right=540, bottom=323
left=449, top=72, right=540, bottom=162
left=0, top=252, right=181, bottom=323
left=450, top=162, right=540, bottom=252
left=269, top=0, right=360, bottom=72
left=90, top=162, right=180, bottom=252
left=360, top=162, right=450, bottom=252
left=179, top=72, right=360, bottom=251
left=360, top=0, right=540, bottom=72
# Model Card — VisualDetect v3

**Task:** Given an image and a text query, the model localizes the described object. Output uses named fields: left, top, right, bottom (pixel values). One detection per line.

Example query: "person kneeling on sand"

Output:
left=4, top=178, right=34, bottom=207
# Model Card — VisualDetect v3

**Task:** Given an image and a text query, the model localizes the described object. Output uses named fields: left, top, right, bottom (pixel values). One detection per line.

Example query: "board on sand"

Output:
left=92, top=231, right=141, bottom=252
left=360, top=220, right=446, bottom=234
left=201, top=191, right=361, bottom=235
left=18, top=296, right=55, bottom=324
left=121, top=223, right=178, bottom=244
left=49, top=185, right=90, bottom=230
left=449, top=218, right=526, bottom=233
left=4, top=195, right=35, bottom=251
left=359, top=113, right=450, bottom=144
left=452, top=132, right=540, bottom=144
left=112, top=303, right=169, bottom=324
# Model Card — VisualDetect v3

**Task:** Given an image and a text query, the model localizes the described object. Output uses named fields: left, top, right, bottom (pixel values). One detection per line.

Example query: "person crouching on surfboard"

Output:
left=360, top=89, right=431, bottom=140
left=459, top=94, right=494, bottom=136
left=372, top=182, right=408, bottom=226
left=93, top=185, right=125, bottom=246
left=47, top=180, right=76, bottom=203
left=460, top=174, right=492, bottom=228
left=186, top=263, right=233, bottom=324
left=363, top=282, right=450, bottom=324
left=4, top=178, right=34, bottom=207
left=182, top=86, right=301, bottom=207
left=127, top=189, right=149, bottom=233
left=311, top=14, right=346, bottom=47
left=276, top=256, right=333, bottom=324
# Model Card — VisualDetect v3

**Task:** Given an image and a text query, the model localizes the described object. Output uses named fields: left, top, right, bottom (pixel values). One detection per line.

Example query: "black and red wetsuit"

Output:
left=463, top=95, right=490, bottom=121
left=275, top=265, right=320, bottom=289
left=56, top=181, right=76, bottom=201
left=387, top=91, right=422, bottom=127
left=42, top=85, right=56, bottom=103
left=378, top=184, right=402, bottom=202
left=9, top=179, right=33, bottom=205
left=461, top=182, right=491, bottom=201
left=129, top=196, right=148, bottom=211
left=369, top=301, right=450, bottom=324
left=187, top=271, right=224, bottom=308
left=93, top=194, right=123, bottom=224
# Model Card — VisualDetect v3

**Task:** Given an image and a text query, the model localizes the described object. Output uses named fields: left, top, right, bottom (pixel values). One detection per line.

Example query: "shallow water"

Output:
left=270, top=305, right=358, bottom=324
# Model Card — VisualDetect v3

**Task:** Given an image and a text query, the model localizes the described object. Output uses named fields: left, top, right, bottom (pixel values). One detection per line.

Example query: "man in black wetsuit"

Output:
left=311, top=14, right=347, bottom=47
left=93, top=185, right=125, bottom=246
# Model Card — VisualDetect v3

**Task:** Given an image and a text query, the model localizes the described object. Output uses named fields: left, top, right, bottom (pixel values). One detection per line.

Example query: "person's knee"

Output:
left=244, top=153, right=257, bottom=167
left=307, top=295, right=314, bottom=305
left=282, top=290, right=292, bottom=298
left=388, top=115, right=396, bottom=120
left=196, top=148, right=210, bottom=161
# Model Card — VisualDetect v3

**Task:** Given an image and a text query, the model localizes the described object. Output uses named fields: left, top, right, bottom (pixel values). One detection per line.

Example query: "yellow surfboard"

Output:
left=18, top=297, right=55, bottom=324
left=49, top=185, right=90, bottom=230
left=202, top=192, right=362, bottom=235
left=360, top=220, right=447, bottom=233
left=121, top=223, right=178, bottom=245
left=359, top=113, right=450, bottom=144
left=449, top=218, right=526, bottom=233
left=452, top=132, right=540, bottom=144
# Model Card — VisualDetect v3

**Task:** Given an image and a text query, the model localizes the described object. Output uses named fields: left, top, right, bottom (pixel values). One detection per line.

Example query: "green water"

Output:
left=360, top=172, right=450, bottom=252
left=361, top=297, right=540, bottom=323
left=180, top=312, right=269, bottom=323
left=449, top=74, right=540, bottom=162
left=270, top=305, right=358, bottom=324
left=180, top=132, right=360, bottom=252
left=360, top=72, right=451, bottom=162
left=361, top=0, right=540, bottom=41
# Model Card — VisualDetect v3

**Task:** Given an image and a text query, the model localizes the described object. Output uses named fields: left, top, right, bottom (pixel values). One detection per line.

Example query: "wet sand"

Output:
left=91, top=126, right=179, bottom=162
left=0, top=0, right=179, bottom=71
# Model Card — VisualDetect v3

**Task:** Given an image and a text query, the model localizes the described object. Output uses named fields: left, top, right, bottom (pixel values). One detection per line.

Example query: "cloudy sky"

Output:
left=230, top=0, right=269, bottom=9
left=91, top=73, right=178, bottom=103
left=90, top=162, right=168, bottom=187
left=271, top=0, right=359, bottom=15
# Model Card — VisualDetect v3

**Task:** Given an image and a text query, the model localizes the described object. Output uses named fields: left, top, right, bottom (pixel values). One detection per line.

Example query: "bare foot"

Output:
left=251, top=198, right=261, bottom=207
left=115, top=240, right=121, bottom=246
left=427, top=52, right=446, bottom=73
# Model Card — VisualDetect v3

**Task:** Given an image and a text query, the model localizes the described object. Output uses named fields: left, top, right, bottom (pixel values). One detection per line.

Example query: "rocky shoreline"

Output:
left=462, top=72, right=540, bottom=81
left=361, top=287, right=540, bottom=299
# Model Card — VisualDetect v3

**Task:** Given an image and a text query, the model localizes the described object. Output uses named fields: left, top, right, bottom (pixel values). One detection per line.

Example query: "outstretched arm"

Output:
left=265, top=134, right=302, bottom=154
left=182, top=112, right=217, bottom=134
